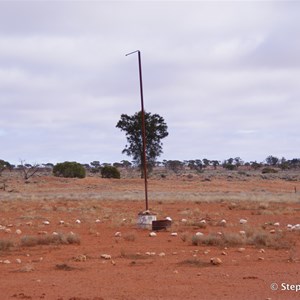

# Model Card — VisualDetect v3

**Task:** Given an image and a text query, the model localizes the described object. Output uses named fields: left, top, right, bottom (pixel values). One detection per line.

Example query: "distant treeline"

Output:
left=1, top=155, right=300, bottom=176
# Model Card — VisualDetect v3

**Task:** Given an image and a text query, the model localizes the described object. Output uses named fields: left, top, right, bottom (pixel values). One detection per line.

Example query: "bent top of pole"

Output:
left=126, top=50, right=140, bottom=56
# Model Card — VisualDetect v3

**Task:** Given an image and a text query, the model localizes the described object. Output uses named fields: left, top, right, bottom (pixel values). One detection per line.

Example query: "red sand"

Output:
left=0, top=175, right=299, bottom=300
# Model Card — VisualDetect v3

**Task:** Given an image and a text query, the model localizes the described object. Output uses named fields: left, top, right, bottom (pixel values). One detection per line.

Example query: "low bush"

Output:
left=53, top=161, right=86, bottom=178
left=101, top=166, right=120, bottom=179
left=262, top=167, right=278, bottom=174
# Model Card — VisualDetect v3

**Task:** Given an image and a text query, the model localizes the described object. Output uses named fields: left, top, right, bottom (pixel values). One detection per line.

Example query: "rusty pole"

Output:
left=126, top=50, right=149, bottom=211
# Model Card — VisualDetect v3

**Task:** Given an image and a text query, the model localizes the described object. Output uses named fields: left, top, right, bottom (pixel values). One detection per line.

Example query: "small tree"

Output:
left=164, top=160, right=184, bottom=174
left=202, top=158, right=210, bottom=168
left=211, top=160, right=220, bottom=170
left=0, top=160, right=11, bottom=176
left=90, top=161, right=101, bottom=173
left=265, top=155, right=279, bottom=166
left=234, top=157, right=244, bottom=169
left=222, top=158, right=236, bottom=170
left=53, top=162, right=86, bottom=178
left=116, top=111, right=168, bottom=178
left=250, top=161, right=262, bottom=170
left=18, top=160, right=40, bottom=180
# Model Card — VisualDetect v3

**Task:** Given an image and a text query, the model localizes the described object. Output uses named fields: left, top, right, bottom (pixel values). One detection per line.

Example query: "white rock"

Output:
left=75, top=219, right=81, bottom=224
left=43, top=221, right=50, bottom=225
left=15, top=229, right=22, bottom=235
left=165, top=217, right=172, bottom=221
left=200, top=220, right=206, bottom=224
left=292, top=224, right=300, bottom=231
left=59, top=220, right=64, bottom=225
left=3, top=260, right=11, bottom=264
left=181, top=219, right=187, bottom=223
left=237, top=247, right=246, bottom=253
left=220, top=219, right=227, bottom=225
left=195, top=232, right=204, bottom=236
left=114, top=232, right=122, bottom=237
left=149, top=232, right=157, bottom=237
left=287, top=224, right=293, bottom=229
left=4, top=228, right=11, bottom=233
left=95, top=219, right=101, bottom=223
left=269, top=229, right=276, bottom=234
left=273, top=222, right=280, bottom=226
left=16, top=259, right=22, bottom=264
left=158, top=252, right=166, bottom=257
left=171, top=232, right=178, bottom=236
left=101, top=254, right=111, bottom=260
left=52, top=232, right=59, bottom=235
left=239, top=231, right=246, bottom=236
left=38, top=231, right=48, bottom=235
left=210, top=257, right=222, bottom=265
left=239, top=219, right=247, bottom=224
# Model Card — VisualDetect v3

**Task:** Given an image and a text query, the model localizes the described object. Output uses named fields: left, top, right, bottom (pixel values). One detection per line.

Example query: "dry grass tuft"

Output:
left=191, top=229, right=291, bottom=249
left=180, top=232, right=191, bottom=242
left=55, top=263, right=78, bottom=271
left=0, top=239, right=14, bottom=251
left=20, top=233, right=80, bottom=247
left=120, top=250, right=149, bottom=260
left=123, top=232, right=137, bottom=242
left=179, top=258, right=211, bottom=268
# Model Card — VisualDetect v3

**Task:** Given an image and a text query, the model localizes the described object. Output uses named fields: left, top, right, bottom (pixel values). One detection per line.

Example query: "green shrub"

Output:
left=53, top=161, right=86, bottom=178
left=101, top=166, right=120, bottom=179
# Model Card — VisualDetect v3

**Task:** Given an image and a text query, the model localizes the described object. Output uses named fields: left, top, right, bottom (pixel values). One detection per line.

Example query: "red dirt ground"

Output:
left=0, top=175, right=300, bottom=300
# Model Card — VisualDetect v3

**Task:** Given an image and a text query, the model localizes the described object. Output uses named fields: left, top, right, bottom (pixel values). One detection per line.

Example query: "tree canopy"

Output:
left=116, top=111, right=168, bottom=175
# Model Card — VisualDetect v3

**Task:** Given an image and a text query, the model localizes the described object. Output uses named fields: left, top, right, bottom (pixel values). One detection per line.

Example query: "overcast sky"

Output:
left=0, top=1, right=299, bottom=165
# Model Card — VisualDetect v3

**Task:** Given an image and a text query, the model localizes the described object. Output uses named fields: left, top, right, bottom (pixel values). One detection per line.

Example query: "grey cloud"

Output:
left=0, top=1, right=299, bottom=164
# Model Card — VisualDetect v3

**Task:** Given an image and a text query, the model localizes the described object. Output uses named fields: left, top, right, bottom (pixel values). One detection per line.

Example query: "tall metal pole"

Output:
left=126, top=50, right=149, bottom=211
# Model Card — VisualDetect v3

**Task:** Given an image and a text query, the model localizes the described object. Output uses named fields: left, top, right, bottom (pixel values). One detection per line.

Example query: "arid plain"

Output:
left=0, top=170, right=300, bottom=300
